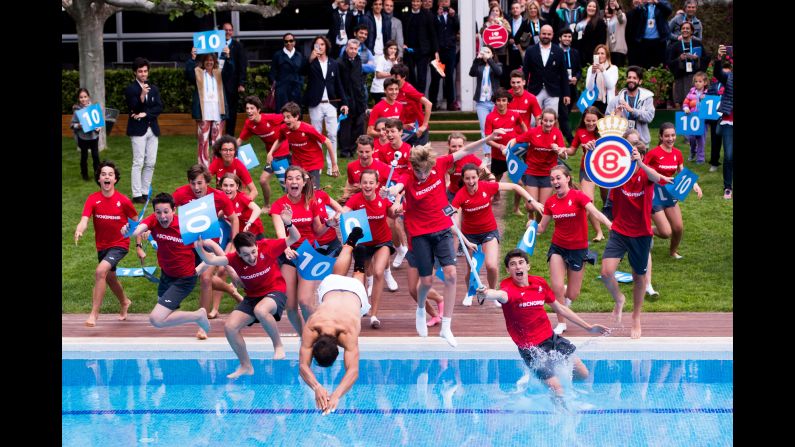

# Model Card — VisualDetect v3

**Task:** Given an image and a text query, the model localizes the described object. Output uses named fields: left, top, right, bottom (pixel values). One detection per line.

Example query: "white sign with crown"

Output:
left=584, top=116, right=636, bottom=188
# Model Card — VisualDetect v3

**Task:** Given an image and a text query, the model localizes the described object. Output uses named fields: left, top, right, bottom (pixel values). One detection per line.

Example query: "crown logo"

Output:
left=596, top=115, right=629, bottom=137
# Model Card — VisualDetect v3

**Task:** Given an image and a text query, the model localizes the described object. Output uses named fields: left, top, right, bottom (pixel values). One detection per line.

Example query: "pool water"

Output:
left=62, top=354, right=733, bottom=446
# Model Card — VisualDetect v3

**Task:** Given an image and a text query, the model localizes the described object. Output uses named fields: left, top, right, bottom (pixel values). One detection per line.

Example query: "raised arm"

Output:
left=452, top=129, right=507, bottom=162
left=633, top=149, right=672, bottom=184
left=584, top=202, right=612, bottom=229
left=500, top=182, right=544, bottom=214
left=241, top=201, right=263, bottom=233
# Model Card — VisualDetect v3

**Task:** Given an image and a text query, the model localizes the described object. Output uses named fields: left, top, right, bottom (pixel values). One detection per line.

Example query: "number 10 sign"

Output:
left=193, top=30, right=226, bottom=55
left=178, top=194, right=222, bottom=245
left=78, top=103, right=105, bottom=132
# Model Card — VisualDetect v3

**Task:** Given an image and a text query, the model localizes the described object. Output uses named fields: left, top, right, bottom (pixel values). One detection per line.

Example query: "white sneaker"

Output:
left=370, top=315, right=381, bottom=329
left=494, top=300, right=502, bottom=307
left=384, top=268, right=398, bottom=291
left=440, top=318, right=458, bottom=347
left=415, top=307, right=428, bottom=337
left=564, top=298, right=572, bottom=307
left=462, top=295, right=473, bottom=307
left=646, top=284, right=659, bottom=296
left=553, top=323, right=567, bottom=335
left=392, top=246, right=408, bottom=268
left=366, top=275, right=373, bottom=296
left=709, top=165, right=719, bottom=172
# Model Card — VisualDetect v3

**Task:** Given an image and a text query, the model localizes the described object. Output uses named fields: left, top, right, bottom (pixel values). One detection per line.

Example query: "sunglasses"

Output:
left=284, top=39, right=295, bottom=43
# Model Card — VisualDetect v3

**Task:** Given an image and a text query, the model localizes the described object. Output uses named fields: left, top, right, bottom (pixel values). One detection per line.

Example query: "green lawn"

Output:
left=62, top=130, right=732, bottom=314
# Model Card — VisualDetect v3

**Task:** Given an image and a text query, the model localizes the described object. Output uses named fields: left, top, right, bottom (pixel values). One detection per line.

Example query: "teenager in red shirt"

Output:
left=124, top=193, right=212, bottom=337
left=565, top=106, right=608, bottom=242
left=389, top=63, right=433, bottom=146
left=372, top=118, right=392, bottom=160
left=343, top=135, right=391, bottom=203
left=236, top=95, right=285, bottom=211
left=366, top=78, right=403, bottom=137
left=312, top=186, right=344, bottom=258
left=381, top=118, right=411, bottom=267
left=452, top=163, right=543, bottom=306
left=538, top=165, right=612, bottom=335
left=208, top=135, right=257, bottom=201
left=269, top=165, right=334, bottom=335
left=645, top=123, right=703, bottom=259
left=445, top=132, right=490, bottom=202
left=74, top=161, right=138, bottom=327
left=484, top=88, right=528, bottom=214
left=508, top=69, right=542, bottom=130
left=477, top=249, right=609, bottom=403
left=601, top=140, right=673, bottom=339
left=383, top=130, right=505, bottom=347
left=195, top=213, right=300, bottom=379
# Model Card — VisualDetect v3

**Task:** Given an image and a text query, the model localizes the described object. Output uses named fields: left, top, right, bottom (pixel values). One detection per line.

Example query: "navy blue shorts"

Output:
left=97, top=247, right=128, bottom=272
left=578, top=167, right=593, bottom=183
left=157, top=273, right=198, bottom=310
left=546, top=243, right=589, bottom=272
left=264, top=155, right=292, bottom=173
left=522, top=173, right=552, bottom=188
left=278, top=252, right=296, bottom=268
left=490, top=158, right=507, bottom=179
left=518, top=334, right=577, bottom=380
left=362, top=241, right=396, bottom=259
left=651, top=197, right=679, bottom=213
left=603, top=230, right=652, bottom=275
left=464, top=229, right=500, bottom=245
left=411, top=229, right=456, bottom=277
left=235, top=291, right=287, bottom=325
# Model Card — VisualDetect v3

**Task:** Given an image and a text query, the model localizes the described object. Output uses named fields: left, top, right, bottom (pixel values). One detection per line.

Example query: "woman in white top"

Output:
left=370, top=40, right=400, bottom=104
left=604, top=0, right=628, bottom=66
left=585, top=44, right=618, bottom=114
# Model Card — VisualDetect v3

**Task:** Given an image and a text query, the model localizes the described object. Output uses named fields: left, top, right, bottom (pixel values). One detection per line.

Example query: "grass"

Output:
left=62, top=128, right=732, bottom=315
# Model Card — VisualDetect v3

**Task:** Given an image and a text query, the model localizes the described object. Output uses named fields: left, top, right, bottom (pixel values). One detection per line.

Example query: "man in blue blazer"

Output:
left=521, top=24, right=570, bottom=113
left=124, top=57, right=163, bottom=203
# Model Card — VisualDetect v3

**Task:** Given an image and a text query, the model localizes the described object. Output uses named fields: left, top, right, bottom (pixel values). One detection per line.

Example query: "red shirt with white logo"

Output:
left=571, top=128, right=598, bottom=171
left=346, top=159, right=392, bottom=185
left=239, top=113, right=287, bottom=156
left=543, top=189, right=592, bottom=249
left=226, top=238, right=287, bottom=296
left=485, top=109, right=524, bottom=161
left=373, top=138, right=392, bottom=161
left=447, top=154, right=483, bottom=195
left=81, top=191, right=138, bottom=251
left=312, top=189, right=339, bottom=245
left=451, top=181, right=500, bottom=234
left=397, top=81, right=426, bottom=126
left=141, top=214, right=196, bottom=278
left=345, top=192, right=394, bottom=245
left=269, top=194, right=321, bottom=248
left=516, top=125, right=565, bottom=176
left=368, top=99, right=404, bottom=126
left=644, top=146, right=682, bottom=178
left=397, top=154, right=454, bottom=237
left=279, top=122, right=326, bottom=171
left=173, top=185, right=236, bottom=218
left=499, top=275, right=556, bottom=348
left=377, top=142, right=412, bottom=177
left=509, top=90, right=542, bottom=128
left=609, top=169, right=656, bottom=237
left=230, top=192, right=264, bottom=236
left=208, top=157, right=253, bottom=188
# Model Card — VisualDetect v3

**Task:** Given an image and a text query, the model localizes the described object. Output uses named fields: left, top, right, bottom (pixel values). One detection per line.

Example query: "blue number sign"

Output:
left=675, top=111, right=704, bottom=136
left=698, top=95, right=722, bottom=121
left=436, top=246, right=484, bottom=287
left=78, top=103, right=105, bottom=132
left=178, top=194, right=221, bottom=245
left=577, top=86, right=599, bottom=113
left=597, top=270, right=633, bottom=283
left=652, top=183, right=676, bottom=208
left=193, top=30, right=226, bottom=54
left=236, top=144, right=260, bottom=170
left=115, top=266, right=158, bottom=277
left=272, top=157, right=290, bottom=188
left=516, top=220, right=538, bottom=256
left=665, top=167, right=699, bottom=202
left=339, top=208, right=373, bottom=244
left=295, top=240, right=336, bottom=280
left=505, top=146, right=528, bottom=184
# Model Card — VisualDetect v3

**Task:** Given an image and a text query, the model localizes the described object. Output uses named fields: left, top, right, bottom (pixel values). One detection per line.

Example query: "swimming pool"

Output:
left=62, top=338, right=732, bottom=446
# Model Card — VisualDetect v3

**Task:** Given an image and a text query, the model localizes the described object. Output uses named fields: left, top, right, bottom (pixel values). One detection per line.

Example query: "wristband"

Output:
left=284, top=221, right=293, bottom=229
left=136, top=243, right=143, bottom=248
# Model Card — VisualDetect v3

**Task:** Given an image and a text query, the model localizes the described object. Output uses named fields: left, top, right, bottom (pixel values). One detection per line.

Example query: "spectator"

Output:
left=668, top=0, right=703, bottom=44
left=429, top=0, right=460, bottom=111
left=270, top=33, right=307, bottom=112
left=682, top=71, right=708, bottom=163
left=606, top=65, right=655, bottom=144
left=328, top=0, right=357, bottom=58
left=522, top=24, right=571, bottom=113
left=402, top=0, right=438, bottom=96
left=389, top=63, right=433, bottom=146
left=337, top=39, right=368, bottom=159
left=339, top=24, right=378, bottom=79
left=552, top=0, right=586, bottom=45
left=631, top=0, right=672, bottom=69
left=370, top=40, right=400, bottom=104
left=483, top=3, right=512, bottom=87
left=557, top=27, right=581, bottom=143
left=124, top=58, right=163, bottom=202
left=236, top=95, right=285, bottom=212
left=186, top=48, right=233, bottom=167
left=666, top=21, right=707, bottom=109
left=625, top=0, right=644, bottom=65
left=507, top=1, right=530, bottom=76
left=714, top=45, right=733, bottom=200
left=220, top=22, right=248, bottom=136
left=364, top=0, right=392, bottom=56
left=384, top=0, right=405, bottom=59
left=521, top=1, right=547, bottom=49
left=584, top=44, right=619, bottom=114
left=351, top=0, right=369, bottom=26
left=707, top=62, right=730, bottom=173
left=71, top=88, right=100, bottom=182
left=470, top=46, right=502, bottom=160
left=604, top=0, right=628, bottom=66
left=574, top=0, right=607, bottom=62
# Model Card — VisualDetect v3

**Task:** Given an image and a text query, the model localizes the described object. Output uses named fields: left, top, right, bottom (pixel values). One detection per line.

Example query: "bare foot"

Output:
left=273, top=346, right=286, bottom=360
left=84, top=314, right=97, bottom=327
left=612, top=294, right=625, bottom=324
left=196, top=308, right=211, bottom=336
left=118, top=298, right=132, bottom=321
left=226, top=365, right=254, bottom=379
left=631, top=317, right=642, bottom=339
left=207, top=311, right=219, bottom=320
left=513, top=209, right=524, bottom=216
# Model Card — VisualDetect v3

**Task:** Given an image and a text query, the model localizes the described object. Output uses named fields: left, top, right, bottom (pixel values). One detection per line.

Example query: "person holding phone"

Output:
left=124, top=57, right=163, bottom=203
left=584, top=44, right=618, bottom=114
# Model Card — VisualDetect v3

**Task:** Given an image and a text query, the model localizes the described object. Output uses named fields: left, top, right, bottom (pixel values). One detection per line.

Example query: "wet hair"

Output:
left=384, top=117, right=403, bottom=131
left=659, top=122, right=676, bottom=137
left=132, top=57, right=150, bottom=71
left=356, top=134, right=374, bottom=149
left=360, top=168, right=380, bottom=183
left=280, top=101, right=302, bottom=118
left=383, top=77, right=401, bottom=90
left=577, top=106, right=604, bottom=133
left=232, top=231, right=257, bottom=251
left=220, top=172, right=243, bottom=190
left=284, top=165, right=315, bottom=208
left=187, top=164, right=212, bottom=183
left=390, top=63, right=409, bottom=78
left=550, top=164, right=578, bottom=190
left=504, top=248, right=529, bottom=268
left=212, top=135, right=238, bottom=159
left=494, top=87, right=512, bottom=102
left=244, top=95, right=263, bottom=111
left=152, top=192, right=175, bottom=210
left=409, top=143, right=436, bottom=172
left=312, top=334, right=340, bottom=367
left=95, top=160, right=120, bottom=185
left=626, top=65, right=644, bottom=80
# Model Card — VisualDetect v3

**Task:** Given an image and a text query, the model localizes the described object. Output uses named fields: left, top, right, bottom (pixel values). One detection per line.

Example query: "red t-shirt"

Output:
left=609, top=169, right=656, bottom=237
left=239, top=113, right=284, bottom=148
left=345, top=192, right=394, bottom=245
left=81, top=191, right=138, bottom=251
left=312, top=189, right=339, bottom=245
left=397, top=82, right=426, bottom=126
left=373, top=138, right=392, bottom=161
left=172, top=185, right=236, bottom=218
left=644, top=146, right=683, bottom=178
left=346, top=159, right=392, bottom=186
left=508, top=90, right=542, bottom=128
left=279, top=122, right=326, bottom=171
left=571, top=128, right=598, bottom=171
left=452, top=181, right=500, bottom=234
left=499, top=276, right=556, bottom=348
left=516, top=125, right=565, bottom=176
left=142, top=214, right=196, bottom=278
left=368, top=99, right=404, bottom=126
left=377, top=142, right=412, bottom=177
left=226, top=238, right=287, bottom=296
left=485, top=109, right=524, bottom=161
left=397, top=154, right=455, bottom=237
left=269, top=194, right=321, bottom=248
left=543, top=189, right=592, bottom=249
left=208, top=157, right=253, bottom=188
left=447, top=154, right=483, bottom=195
left=230, top=192, right=264, bottom=236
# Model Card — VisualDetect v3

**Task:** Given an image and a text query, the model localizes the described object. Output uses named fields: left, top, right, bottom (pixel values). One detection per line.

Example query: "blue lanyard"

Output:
left=564, top=49, right=571, bottom=68
left=625, top=92, right=638, bottom=118
left=681, top=39, right=692, bottom=54
left=565, top=9, right=578, bottom=24
left=646, top=5, right=655, bottom=20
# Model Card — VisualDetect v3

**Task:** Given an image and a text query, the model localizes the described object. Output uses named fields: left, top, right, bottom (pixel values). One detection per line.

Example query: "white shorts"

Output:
left=316, top=274, right=371, bottom=317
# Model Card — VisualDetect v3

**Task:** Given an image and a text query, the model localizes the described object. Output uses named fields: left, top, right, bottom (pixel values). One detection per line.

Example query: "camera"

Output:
left=725, top=45, right=733, bottom=57
left=443, top=6, right=449, bottom=12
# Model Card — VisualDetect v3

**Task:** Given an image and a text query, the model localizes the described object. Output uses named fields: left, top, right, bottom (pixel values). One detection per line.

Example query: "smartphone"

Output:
left=593, top=55, right=600, bottom=66
left=443, top=6, right=450, bottom=12
left=725, top=46, right=733, bottom=57
left=314, top=43, right=321, bottom=52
